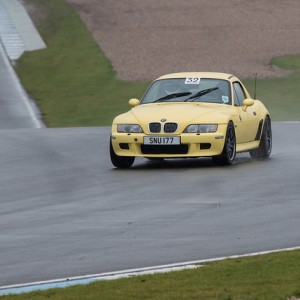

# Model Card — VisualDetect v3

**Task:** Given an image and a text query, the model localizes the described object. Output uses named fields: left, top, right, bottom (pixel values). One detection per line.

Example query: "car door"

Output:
left=233, top=82, right=259, bottom=143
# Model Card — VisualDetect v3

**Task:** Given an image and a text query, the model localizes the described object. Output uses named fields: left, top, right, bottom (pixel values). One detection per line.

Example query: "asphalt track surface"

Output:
left=1, top=123, right=300, bottom=286
left=1, top=25, right=300, bottom=288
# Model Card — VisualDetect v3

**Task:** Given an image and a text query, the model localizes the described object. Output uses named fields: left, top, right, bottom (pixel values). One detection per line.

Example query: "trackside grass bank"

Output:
left=244, top=55, right=300, bottom=121
left=16, top=0, right=300, bottom=127
left=1, top=250, right=300, bottom=299
left=16, top=0, right=149, bottom=127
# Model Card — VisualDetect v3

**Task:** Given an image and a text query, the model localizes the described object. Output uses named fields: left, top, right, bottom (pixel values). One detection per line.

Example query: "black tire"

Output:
left=110, top=139, right=135, bottom=168
left=212, top=122, right=236, bottom=165
left=250, top=116, right=272, bottom=159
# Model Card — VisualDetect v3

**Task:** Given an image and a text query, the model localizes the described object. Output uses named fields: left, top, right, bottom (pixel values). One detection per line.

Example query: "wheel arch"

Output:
left=256, top=114, right=271, bottom=141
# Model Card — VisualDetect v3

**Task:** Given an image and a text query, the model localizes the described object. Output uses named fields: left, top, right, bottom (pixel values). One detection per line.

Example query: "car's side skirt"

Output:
left=236, top=141, right=260, bottom=153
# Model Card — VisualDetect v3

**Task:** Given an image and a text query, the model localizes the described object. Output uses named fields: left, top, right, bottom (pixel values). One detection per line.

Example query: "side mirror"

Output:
left=129, top=98, right=140, bottom=107
left=242, top=98, right=255, bottom=111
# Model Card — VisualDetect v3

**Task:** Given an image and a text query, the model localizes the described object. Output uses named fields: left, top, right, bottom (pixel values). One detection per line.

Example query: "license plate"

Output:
left=144, top=136, right=180, bottom=145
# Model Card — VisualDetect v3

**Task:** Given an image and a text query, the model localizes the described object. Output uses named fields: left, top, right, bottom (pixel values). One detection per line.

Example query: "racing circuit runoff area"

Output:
left=1, top=2, right=300, bottom=295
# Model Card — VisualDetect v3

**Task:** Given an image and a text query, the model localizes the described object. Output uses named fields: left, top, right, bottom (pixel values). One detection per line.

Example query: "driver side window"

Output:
left=233, top=82, right=246, bottom=106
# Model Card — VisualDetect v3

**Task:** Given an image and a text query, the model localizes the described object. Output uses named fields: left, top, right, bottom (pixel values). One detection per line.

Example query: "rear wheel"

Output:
left=212, top=122, right=236, bottom=165
left=250, top=116, right=272, bottom=158
left=110, top=139, right=135, bottom=168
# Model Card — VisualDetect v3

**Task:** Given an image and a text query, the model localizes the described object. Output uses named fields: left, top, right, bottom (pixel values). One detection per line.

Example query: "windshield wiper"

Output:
left=153, top=92, right=191, bottom=103
left=185, top=87, right=218, bottom=102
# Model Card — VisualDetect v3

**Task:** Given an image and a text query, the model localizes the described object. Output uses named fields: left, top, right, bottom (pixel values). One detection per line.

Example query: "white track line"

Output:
left=0, top=40, right=43, bottom=128
left=1, top=246, right=300, bottom=295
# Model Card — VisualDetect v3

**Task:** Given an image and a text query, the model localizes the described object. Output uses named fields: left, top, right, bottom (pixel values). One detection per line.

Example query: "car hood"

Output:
left=115, top=102, right=237, bottom=132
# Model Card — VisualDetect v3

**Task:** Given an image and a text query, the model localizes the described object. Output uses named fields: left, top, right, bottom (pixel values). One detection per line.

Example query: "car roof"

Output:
left=156, top=72, right=238, bottom=81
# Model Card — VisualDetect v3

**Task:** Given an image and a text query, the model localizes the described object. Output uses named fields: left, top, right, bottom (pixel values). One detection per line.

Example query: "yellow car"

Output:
left=110, top=72, right=272, bottom=168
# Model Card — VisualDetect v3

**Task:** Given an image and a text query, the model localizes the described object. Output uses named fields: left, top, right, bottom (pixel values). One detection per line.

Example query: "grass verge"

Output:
left=16, top=0, right=300, bottom=127
left=244, top=55, right=300, bottom=121
left=1, top=250, right=300, bottom=299
left=16, top=0, right=149, bottom=127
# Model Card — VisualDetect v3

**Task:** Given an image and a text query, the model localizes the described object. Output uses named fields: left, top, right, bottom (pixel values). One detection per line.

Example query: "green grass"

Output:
left=16, top=0, right=149, bottom=127
left=244, top=55, right=300, bottom=121
left=16, top=0, right=300, bottom=127
left=1, top=250, right=300, bottom=299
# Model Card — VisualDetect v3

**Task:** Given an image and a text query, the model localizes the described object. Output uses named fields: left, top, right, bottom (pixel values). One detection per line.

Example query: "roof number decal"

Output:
left=185, top=77, right=201, bottom=84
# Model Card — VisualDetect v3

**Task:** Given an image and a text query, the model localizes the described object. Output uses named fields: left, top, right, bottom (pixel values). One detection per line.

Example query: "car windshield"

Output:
left=141, top=78, right=232, bottom=105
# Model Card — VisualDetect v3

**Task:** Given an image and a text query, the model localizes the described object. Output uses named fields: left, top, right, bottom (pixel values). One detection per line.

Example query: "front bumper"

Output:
left=111, top=124, right=227, bottom=158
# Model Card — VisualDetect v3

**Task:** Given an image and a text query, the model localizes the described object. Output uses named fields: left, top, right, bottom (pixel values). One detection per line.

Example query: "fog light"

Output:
left=119, top=143, right=129, bottom=150
left=200, top=143, right=211, bottom=150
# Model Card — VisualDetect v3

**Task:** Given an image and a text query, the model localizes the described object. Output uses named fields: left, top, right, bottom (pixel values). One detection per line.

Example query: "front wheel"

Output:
left=250, top=116, right=272, bottom=159
left=212, top=122, right=236, bottom=165
left=110, top=139, right=135, bottom=168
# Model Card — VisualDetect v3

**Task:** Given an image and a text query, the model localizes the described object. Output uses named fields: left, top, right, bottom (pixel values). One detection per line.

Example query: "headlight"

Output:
left=117, top=124, right=143, bottom=133
left=184, top=124, right=218, bottom=133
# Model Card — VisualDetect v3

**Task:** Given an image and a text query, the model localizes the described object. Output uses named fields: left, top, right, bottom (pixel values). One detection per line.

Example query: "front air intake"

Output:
left=141, top=145, right=188, bottom=155
left=149, top=122, right=161, bottom=133
left=164, top=122, right=178, bottom=133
